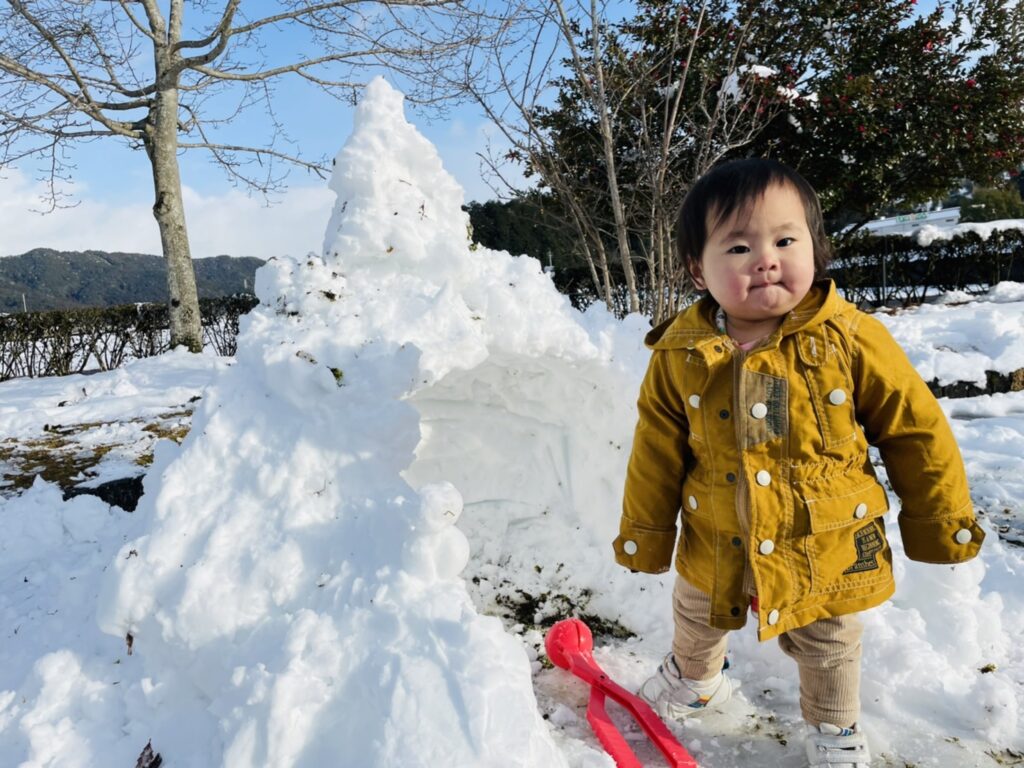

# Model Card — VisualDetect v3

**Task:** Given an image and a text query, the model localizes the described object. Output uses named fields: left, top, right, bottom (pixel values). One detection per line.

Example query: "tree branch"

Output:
left=0, top=53, right=142, bottom=136
left=138, top=0, right=166, bottom=44
left=7, top=0, right=97, bottom=106
left=189, top=51, right=400, bottom=82
left=227, top=0, right=459, bottom=37
left=177, top=140, right=329, bottom=178
left=115, top=0, right=158, bottom=42
left=173, top=1, right=240, bottom=70
left=173, top=0, right=240, bottom=52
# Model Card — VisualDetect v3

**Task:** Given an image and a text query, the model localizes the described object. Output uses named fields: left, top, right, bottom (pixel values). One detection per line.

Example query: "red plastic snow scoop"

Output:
left=545, top=618, right=700, bottom=768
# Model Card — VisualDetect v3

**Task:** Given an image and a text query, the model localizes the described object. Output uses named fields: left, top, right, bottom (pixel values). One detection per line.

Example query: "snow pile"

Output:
left=874, top=282, right=1024, bottom=387
left=91, top=77, right=628, bottom=767
left=915, top=219, right=1024, bottom=245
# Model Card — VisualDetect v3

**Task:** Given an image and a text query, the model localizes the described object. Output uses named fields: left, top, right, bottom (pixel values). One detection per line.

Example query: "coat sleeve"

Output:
left=614, top=350, right=690, bottom=573
left=850, top=313, right=984, bottom=564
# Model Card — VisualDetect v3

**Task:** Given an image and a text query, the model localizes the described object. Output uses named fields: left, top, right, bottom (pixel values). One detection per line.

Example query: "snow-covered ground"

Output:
left=0, top=79, right=1022, bottom=768
left=915, top=219, right=1024, bottom=246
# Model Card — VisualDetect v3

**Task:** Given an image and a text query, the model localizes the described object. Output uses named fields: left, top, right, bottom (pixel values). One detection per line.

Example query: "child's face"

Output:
left=692, top=182, right=816, bottom=329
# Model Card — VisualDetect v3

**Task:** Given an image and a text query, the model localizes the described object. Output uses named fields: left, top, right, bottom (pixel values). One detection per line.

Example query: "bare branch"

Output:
left=0, top=53, right=142, bottom=137
left=178, top=141, right=329, bottom=178
left=173, top=2, right=239, bottom=70
left=173, top=0, right=240, bottom=52
left=114, top=0, right=158, bottom=42
left=227, top=0, right=460, bottom=37
left=7, top=0, right=98, bottom=105
left=2, top=0, right=496, bottom=203
left=137, top=0, right=166, bottom=44
left=189, top=53, right=368, bottom=82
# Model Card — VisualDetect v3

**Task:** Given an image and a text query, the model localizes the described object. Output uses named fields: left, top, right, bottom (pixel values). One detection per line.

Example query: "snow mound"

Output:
left=875, top=282, right=1024, bottom=386
left=96, top=76, right=624, bottom=767
left=915, top=219, right=1024, bottom=245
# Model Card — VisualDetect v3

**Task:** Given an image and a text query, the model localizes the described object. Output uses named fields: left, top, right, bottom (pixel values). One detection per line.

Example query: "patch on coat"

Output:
left=765, top=377, right=787, bottom=438
left=843, top=522, right=884, bottom=574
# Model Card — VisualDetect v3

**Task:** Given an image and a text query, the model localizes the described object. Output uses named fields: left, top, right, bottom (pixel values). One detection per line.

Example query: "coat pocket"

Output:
left=799, top=333, right=858, bottom=451
left=677, top=472, right=743, bottom=600
left=804, top=479, right=892, bottom=595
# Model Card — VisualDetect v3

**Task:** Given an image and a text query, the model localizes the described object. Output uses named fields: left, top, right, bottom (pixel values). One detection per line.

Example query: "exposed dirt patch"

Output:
left=0, top=409, right=193, bottom=496
left=475, top=575, right=635, bottom=643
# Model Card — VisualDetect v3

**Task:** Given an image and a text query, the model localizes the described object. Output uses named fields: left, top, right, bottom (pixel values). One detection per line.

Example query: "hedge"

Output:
left=0, top=295, right=258, bottom=381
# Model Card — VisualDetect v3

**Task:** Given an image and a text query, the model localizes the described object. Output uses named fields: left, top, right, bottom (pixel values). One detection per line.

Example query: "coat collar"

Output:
left=645, top=280, right=849, bottom=356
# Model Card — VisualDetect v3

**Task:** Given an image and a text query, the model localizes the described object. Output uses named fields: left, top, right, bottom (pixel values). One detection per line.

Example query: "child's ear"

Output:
left=689, top=260, right=706, bottom=290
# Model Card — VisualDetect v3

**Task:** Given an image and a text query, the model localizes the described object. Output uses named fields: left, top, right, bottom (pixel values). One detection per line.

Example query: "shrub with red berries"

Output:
left=750, top=0, right=1024, bottom=233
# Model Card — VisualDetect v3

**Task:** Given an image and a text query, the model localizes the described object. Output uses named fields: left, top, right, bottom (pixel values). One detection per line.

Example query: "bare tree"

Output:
left=1, top=0, right=491, bottom=350
left=455, top=0, right=798, bottom=320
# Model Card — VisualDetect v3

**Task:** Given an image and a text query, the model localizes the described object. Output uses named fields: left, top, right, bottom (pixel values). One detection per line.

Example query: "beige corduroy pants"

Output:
left=670, top=575, right=863, bottom=728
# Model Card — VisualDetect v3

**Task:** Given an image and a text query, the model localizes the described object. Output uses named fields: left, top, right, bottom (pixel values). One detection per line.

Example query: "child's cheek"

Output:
left=726, top=273, right=748, bottom=297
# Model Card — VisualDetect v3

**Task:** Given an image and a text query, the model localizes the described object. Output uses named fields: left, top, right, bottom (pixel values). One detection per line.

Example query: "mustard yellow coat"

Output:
left=614, top=281, right=984, bottom=641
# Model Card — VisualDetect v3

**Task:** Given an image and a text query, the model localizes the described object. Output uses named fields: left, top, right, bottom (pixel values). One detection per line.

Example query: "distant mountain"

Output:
left=0, top=249, right=265, bottom=313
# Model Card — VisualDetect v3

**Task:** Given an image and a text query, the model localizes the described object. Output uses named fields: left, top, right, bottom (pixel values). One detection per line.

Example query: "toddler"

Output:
left=614, top=158, right=984, bottom=768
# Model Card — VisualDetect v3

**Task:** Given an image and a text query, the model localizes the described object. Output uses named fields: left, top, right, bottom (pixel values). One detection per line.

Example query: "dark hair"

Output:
left=676, top=158, right=832, bottom=289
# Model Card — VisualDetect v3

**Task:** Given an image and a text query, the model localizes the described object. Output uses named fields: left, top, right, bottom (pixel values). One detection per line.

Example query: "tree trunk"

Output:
left=562, top=192, right=614, bottom=310
left=587, top=0, right=639, bottom=315
left=147, top=86, right=203, bottom=352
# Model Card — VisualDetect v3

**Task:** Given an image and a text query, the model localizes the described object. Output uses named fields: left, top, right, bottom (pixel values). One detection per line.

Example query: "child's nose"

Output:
left=754, top=246, right=780, bottom=271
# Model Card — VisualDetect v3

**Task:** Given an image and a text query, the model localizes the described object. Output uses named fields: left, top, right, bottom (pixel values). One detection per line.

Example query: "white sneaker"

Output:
left=638, top=653, right=734, bottom=721
left=805, top=722, right=871, bottom=767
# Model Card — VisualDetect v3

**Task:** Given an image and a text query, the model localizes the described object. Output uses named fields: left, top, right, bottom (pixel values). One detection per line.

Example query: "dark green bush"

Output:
left=0, top=295, right=258, bottom=381
left=830, top=228, right=1024, bottom=307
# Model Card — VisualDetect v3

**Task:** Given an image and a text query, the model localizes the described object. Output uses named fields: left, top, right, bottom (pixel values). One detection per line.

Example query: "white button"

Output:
left=955, top=528, right=972, bottom=545
left=688, top=495, right=698, bottom=510
left=767, top=609, right=780, bottom=626
left=854, top=503, right=868, bottom=519
left=688, top=394, right=701, bottom=408
left=750, top=402, right=768, bottom=419
left=759, top=539, right=775, bottom=555
left=623, top=540, right=638, bottom=555
left=828, top=389, right=847, bottom=405
left=755, top=470, right=772, bottom=486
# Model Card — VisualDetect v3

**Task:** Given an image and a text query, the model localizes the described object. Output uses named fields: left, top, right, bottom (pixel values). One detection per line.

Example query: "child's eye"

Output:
left=777, top=237, right=796, bottom=247
left=727, top=245, right=750, bottom=254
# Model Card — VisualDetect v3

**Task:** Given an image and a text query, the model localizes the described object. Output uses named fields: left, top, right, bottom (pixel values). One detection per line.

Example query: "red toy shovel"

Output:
left=545, top=618, right=700, bottom=768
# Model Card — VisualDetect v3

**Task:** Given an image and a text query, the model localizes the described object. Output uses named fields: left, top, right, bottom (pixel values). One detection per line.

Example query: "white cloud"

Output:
left=180, top=185, right=334, bottom=260
left=0, top=169, right=160, bottom=256
left=0, top=168, right=334, bottom=260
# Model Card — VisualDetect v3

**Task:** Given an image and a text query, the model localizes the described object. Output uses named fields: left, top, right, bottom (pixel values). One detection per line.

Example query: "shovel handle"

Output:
left=587, top=687, right=643, bottom=768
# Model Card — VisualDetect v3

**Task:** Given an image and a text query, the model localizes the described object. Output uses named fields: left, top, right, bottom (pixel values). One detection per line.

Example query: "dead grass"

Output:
left=0, top=409, right=193, bottom=493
